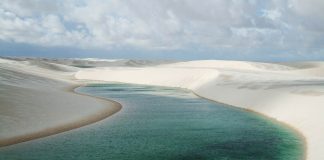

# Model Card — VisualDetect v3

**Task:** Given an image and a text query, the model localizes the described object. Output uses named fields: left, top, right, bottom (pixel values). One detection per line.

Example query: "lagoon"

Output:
left=0, top=83, right=304, bottom=160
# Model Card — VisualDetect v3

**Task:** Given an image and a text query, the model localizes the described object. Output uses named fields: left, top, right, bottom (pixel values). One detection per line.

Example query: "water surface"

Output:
left=0, top=83, right=304, bottom=160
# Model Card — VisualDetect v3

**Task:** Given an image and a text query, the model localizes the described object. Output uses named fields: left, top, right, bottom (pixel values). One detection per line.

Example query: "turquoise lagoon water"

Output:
left=0, top=83, right=304, bottom=160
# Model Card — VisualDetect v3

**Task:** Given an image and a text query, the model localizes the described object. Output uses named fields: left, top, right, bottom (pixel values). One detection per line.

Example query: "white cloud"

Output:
left=262, top=9, right=281, bottom=21
left=0, top=0, right=323, bottom=57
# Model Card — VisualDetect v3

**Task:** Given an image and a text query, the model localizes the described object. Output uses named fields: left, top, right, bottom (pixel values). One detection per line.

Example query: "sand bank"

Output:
left=0, top=59, right=121, bottom=147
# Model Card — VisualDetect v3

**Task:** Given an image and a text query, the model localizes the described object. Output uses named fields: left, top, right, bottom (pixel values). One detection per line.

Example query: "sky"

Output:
left=0, top=0, right=324, bottom=61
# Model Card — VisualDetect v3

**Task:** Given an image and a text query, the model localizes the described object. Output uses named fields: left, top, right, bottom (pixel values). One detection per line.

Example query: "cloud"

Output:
left=0, top=0, right=323, bottom=58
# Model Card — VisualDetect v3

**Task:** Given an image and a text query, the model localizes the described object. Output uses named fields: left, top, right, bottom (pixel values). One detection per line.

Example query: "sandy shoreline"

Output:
left=0, top=59, right=122, bottom=147
left=0, top=84, right=121, bottom=147
left=191, top=91, right=307, bottom=160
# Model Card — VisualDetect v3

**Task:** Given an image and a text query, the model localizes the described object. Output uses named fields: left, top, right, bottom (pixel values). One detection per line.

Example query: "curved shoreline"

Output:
left=0, top=82, right=306, bottom=160
left=0, top=85, right=122, bottom=147
left=75, top=82, right=306, bottom=159
left=191, top=91, right=307, bottom=160
left=83, top=81, right=307, bottom=159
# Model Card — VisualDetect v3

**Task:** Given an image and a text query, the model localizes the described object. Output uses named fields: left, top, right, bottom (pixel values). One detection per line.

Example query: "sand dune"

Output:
left=0, top=58, right=121, bottom=147
left=25, top=58, right=176, bottom=68
left=281, top=61, right=324, bottom=69
left=161, top=60, right=296, bottom=71
left=76, top=60, right=324, bottom=160
left=27, top=60, right=79, bottom=72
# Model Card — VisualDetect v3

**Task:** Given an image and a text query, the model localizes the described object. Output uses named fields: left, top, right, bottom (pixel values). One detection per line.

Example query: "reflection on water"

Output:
left=0, top=83, right=304, bottom=160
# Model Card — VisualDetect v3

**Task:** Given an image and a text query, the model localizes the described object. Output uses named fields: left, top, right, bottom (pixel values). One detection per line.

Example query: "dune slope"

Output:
left=0, top=59, right=121, bottom=146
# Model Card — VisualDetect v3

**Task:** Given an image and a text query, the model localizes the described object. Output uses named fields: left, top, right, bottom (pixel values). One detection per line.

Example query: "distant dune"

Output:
left=1, top=57, right=177, bottom=68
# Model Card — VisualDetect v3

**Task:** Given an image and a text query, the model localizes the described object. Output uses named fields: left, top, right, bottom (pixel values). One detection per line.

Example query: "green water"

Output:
left=0, top=83, right=304, bottom=160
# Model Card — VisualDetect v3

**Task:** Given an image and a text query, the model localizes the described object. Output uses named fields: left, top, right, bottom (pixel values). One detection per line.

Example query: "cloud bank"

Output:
left=0, top=0, right=324, bottom=59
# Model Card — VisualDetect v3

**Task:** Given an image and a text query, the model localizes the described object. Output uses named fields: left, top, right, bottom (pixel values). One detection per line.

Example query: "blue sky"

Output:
left=0, top=0, right=324, bottom=61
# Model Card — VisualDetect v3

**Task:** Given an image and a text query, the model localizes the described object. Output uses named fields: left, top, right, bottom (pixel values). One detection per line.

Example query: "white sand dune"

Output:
left=281, top=62, right=324, bottom=77
left=0, top=58, right=121, bottom=147
left=21, top=58, right=177, bottom=68
left=27, top=60, right=79, bottom=72
left=76, top=60, right=324, bottom=160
